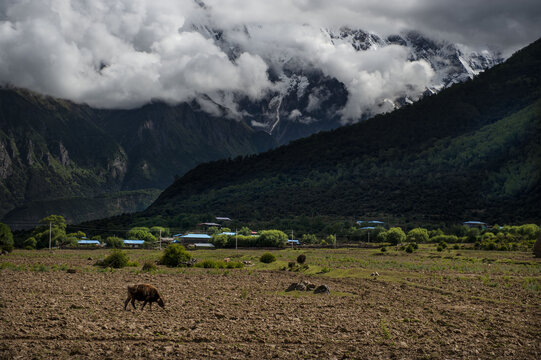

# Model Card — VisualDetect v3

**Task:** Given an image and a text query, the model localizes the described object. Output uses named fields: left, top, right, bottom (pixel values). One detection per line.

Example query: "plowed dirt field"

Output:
left=1, top=249, right=539, bottom=359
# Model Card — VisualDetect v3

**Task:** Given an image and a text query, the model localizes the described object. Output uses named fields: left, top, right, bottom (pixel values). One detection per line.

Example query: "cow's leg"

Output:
left=124, top=295, right=131, bottom=310
left=141, top=300, right=148, bottom=310
left=131, top=297, right=137, bottom=309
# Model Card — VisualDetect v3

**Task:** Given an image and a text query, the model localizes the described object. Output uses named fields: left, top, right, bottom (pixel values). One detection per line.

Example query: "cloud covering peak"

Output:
left=0, top=0, right=539, bottom=119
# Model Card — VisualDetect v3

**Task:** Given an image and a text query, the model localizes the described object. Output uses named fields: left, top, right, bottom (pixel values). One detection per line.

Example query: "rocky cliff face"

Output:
left=187, top=22, right=503, bottom=145
left=0, top=88, right=275, bottom=224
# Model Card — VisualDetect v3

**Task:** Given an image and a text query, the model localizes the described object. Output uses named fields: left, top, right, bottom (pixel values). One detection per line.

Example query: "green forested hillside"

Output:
left=131, top=38, right=541, bottom=228
left=0, top=89, right=275, bottom=224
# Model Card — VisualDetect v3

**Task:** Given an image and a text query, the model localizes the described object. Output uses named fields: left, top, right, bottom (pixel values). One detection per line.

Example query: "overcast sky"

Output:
left=0, top=0, right=539, bottom=116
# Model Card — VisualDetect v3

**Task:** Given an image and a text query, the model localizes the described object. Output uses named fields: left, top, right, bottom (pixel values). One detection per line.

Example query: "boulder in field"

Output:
left=314, top=285, right=330, bottom=294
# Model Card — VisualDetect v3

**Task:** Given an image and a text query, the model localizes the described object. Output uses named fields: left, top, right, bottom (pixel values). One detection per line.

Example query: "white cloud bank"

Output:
left=0, top=0, right=539, bottom=119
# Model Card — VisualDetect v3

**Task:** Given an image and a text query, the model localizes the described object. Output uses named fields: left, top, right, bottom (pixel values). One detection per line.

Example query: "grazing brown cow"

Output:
left=124, top=284, right=165, bottom=311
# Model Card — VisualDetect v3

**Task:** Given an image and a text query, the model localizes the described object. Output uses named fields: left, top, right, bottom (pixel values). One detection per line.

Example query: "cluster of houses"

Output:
left=356, top=220, right=488, bottom=230
left=77, top=217, right=489, bottom=248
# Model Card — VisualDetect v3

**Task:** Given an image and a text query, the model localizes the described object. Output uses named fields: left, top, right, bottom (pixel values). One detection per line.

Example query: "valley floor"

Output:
left=0, top=248, right=539, bottom=359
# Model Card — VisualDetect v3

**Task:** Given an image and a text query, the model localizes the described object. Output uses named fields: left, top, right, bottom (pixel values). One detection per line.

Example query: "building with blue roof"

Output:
left=357, top=220, right=385, bottom=225
left=463, top=221, right=487, bottom=229
left=78, top=240, right=101, bottom=246
left=179, top=233, right=212, bottom=245
left=123, top=239, right=145, bottom=247
left=219, top=232, right=236, bottom=236
left=287, top=239, right=301, bottom=245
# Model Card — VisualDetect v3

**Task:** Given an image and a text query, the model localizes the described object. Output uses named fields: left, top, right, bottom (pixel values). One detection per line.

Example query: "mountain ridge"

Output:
left=136, top=37, right=541, bottom=228
left=0, top=87, right=275, bottom=225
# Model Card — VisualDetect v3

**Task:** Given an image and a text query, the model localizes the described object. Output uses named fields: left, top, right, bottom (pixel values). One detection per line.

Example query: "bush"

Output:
left=105, top=236, right=123, bottom=248
left=142, top=261, right=157, bottom=272
left=196, top=259, right=225, bottom=268
left=326, top=234, right=336, bottom=246
left=407, top=228, right=429, bottom=243
left=101, top=250, right=130, bottom=268
left=436, top=245, right=443, bottom=252
left=296, top=254, right=306, bottom=264
left=159, top=244, right=192, bottom=267
left=260, top=252, right=276, bottom=263
left=535, top=235, right=541, bottom=258
left=386, top=227, right=406, bottom=245
left=258, top=230, right=288, bottom=247
left=380, top=246, right=387, bottom=252
left=23, top=237, right=37, bottom=250
left=238, top=227, right=252, bottom=236
left=301, top=234, right=318, bottom=244
left=405, top=244, right=414, bottom=253
left=431, top=235, right=458, bottom=244
left=212, top=234, right=229, bottom=248
left=0, top=222, right=14, bottom=252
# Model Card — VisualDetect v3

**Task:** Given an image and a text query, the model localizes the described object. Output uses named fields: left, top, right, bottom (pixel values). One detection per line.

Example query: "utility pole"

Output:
left=235, top=228, right=238, bottom=251
left=49, top=222, right=52, bottom=251
left=159, top=229, right=162, bottom=250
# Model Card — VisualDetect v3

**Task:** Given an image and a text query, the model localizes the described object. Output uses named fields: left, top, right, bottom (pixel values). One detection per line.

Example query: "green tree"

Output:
left=31, top=215, right=68, bottom=249
left=150, top=226, right=170, bottom=237
left=238, top=227, right=252, bottom=236
left=67, top=231, right=86, bottom=239
left=211, top=234, right=229, bottom=248
left=127, top=227, right=156, bottom=243
left=207, top=226, right=220, bottom=236
left=301, top=233, right=318, bottom=244
left=23, top=237, right=37, bottom=250
left=257, top=230, right=288, bottom=247
left=386, top=227, right=406, bottom=245
left=41, top=215, right=67, bottom=231
left=105, top=236, right=123, bottom=248
left=326, top=234, right=336, bottom=246
left=466, top=228, right=480, bottom=242
left=407, top=228, right=429, bottom=243
left=517, top=224, right=540, bottom=240
left=0, top=222, right=14, bottom=252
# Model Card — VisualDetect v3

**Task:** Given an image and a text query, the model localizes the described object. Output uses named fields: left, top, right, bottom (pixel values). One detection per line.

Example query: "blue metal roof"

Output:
left=360, top=227, right=376, bottom=230
left=78, top=240, right=100, bottom=245
left=216, top=217, right=231, bottom=221
left=287, top=239, right=301, bottom=244
left=219, top=232, right=236, bottom=236
left=463, top=221, right=487, bottom=225
left=357, top=220, right=385, bottom=224
left=173, top=233, right=183, bottom=237
left=123, top=239, right=145, bottom=245
left=181, top=234, right=212, bottom=239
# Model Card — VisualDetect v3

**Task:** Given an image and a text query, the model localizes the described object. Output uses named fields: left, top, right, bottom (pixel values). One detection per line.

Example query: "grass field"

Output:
left=0, top=246, right=539, bottom=359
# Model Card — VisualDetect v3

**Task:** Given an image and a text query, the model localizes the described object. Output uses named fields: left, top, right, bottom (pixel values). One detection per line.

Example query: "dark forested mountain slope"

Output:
left=140, top=38, right=541, bottom=226
left=0, top=89, right=275, bottom=225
